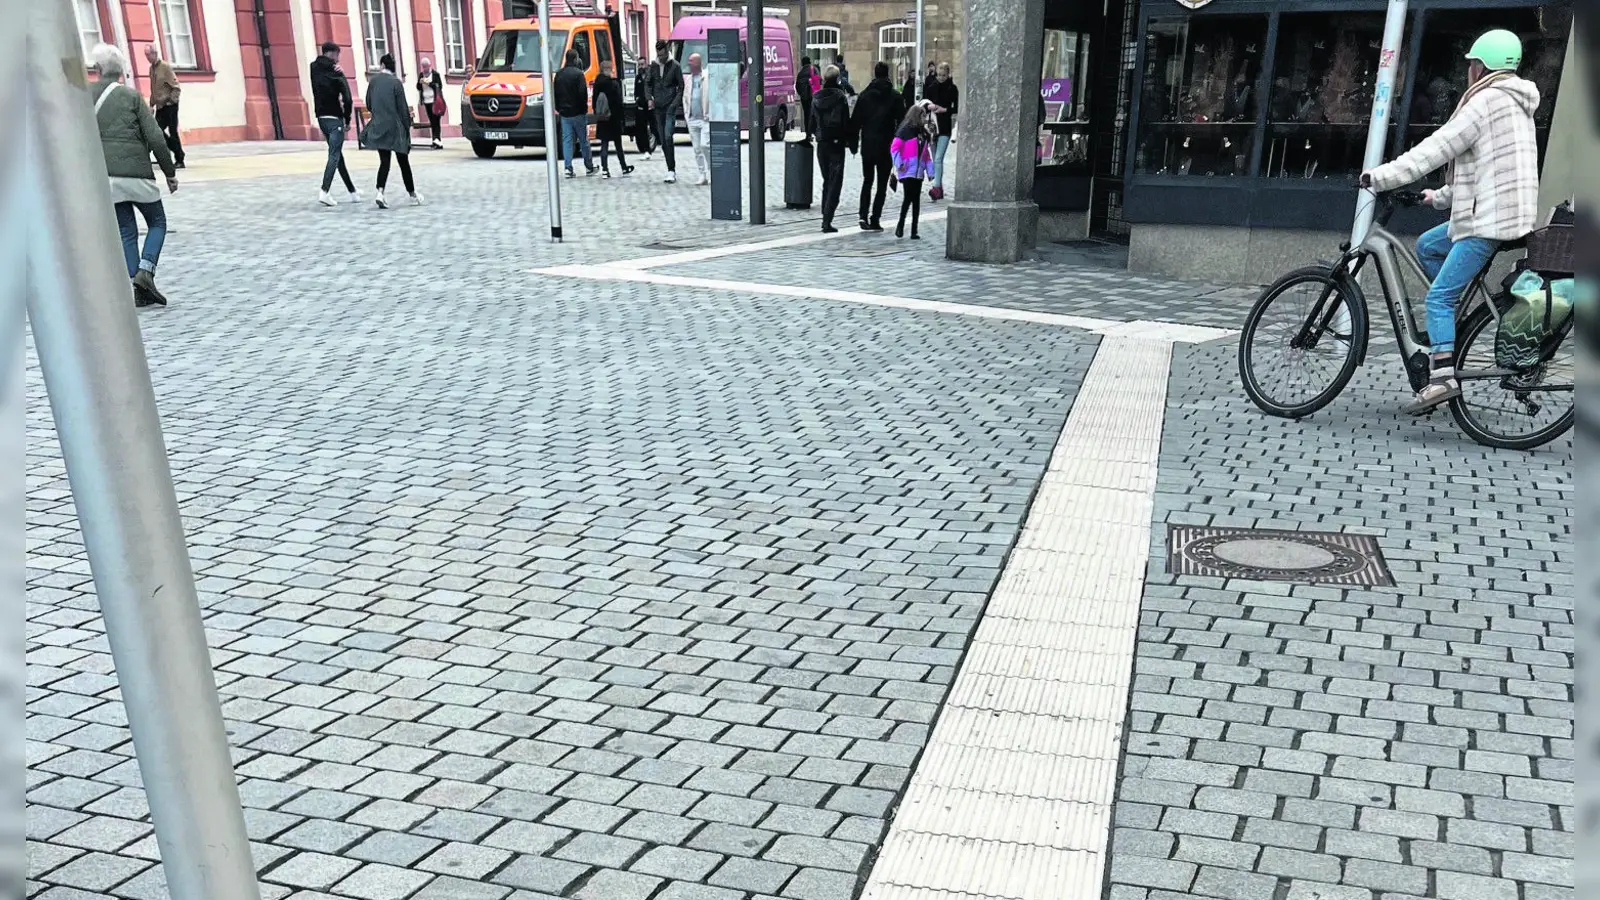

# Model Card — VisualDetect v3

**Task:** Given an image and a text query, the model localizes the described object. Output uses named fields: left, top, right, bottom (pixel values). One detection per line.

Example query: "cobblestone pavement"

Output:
left=25, top=147, right=1573, bottom=900
left=1109, top=338, right=1574, bottom=900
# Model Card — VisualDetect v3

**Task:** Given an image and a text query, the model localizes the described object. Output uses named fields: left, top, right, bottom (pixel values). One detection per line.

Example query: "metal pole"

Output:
left=540, top=0, right=564, bottom=241
left=913, top=0, right=925, bottom=97
left=24, top=7, right=260, bottom=900
left=797, top=0, right=808, bottom=75
left=747, top=0, right=767, bottom=224
left=1351, top=0, right=1408, bottom=246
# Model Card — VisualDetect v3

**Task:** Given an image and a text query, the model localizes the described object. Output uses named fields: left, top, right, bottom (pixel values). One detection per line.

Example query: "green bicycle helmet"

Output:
left=1465, top=29, right=1522, bottom=71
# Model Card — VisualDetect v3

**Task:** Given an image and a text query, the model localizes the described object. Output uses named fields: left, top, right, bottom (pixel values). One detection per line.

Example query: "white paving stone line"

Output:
left=532, top=264, right=1234, bottom=344
left=861, top=336, right=1173, bottom=900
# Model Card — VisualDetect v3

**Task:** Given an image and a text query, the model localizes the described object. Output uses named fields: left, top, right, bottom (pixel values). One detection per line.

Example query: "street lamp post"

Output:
left=25, top=6, right=260, bottom=900
left=540, top=0, right=564, bottom=241
left=747, top=0, right=767, bottom=224
left=1351, top=0, right=1409, bottom=246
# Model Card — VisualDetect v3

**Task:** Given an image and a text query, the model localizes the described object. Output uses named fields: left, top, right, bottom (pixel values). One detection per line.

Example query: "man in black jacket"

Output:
left=310, top=42, right=359, bottom=205
left=554, top=49, right=595, bottom=177
left=810, top=66, right=853, bottom=233
left=650, top=40, right=684, bottom=182
left=795, top=57, right=815, bottom=141
left=633, top=63, right=657, bottom=155
left=852, top=62, right=901, bottom=231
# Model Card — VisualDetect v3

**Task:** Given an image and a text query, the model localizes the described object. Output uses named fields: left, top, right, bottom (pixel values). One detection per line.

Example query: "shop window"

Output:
left=1401, top=5, right=1568, bottom=174
left=360, top=0, right=391, bottom=68
left=806, top=25, right=840, bottom=67
left=74, top=0, right=103, bottom=59
left=1135, top=15, right=1267, bottom=177
left=1262, top=12, right=1386, bottom=181
left=1039, top=29, right=1091, bottom=169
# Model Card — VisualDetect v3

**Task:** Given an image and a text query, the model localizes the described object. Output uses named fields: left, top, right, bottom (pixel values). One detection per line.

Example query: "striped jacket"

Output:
left=1368, top=74, right=1541, bottom=242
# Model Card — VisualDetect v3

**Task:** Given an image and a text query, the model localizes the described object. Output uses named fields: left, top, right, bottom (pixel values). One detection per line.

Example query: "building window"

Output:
left=1260, top=13, right=1385, bottom=182
left=361, top=0, right=390, bottom=68
left=879, top=23, right=915, bottom=76
left=806, top=25, right=839, bottom=67
left=74, top=0, right=103, bottom=58
left=442, top=0, right=469, bottom=73
left=1134, top=15, right=1267, bottom=177
left=629, top=10, right=647, bottom=58
left=1402, top=5, right=1567, bottom=174
left=157, top=0, right=199, bottom=68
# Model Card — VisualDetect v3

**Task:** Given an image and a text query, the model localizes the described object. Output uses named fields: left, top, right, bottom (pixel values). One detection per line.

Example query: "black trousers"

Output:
left=600, top=131, right=628, bottom=171
left=425, top=107, right=442, bottom=141
left=858, top=150, right=891, bottom=224
left=155, top=103, right=184, bottom=165
left=818, top=143, right=847, bottom=226
left=376, top=150, right=414, bottom=193
left=635, top=107, right=657, bottom=153
left=897, top=177, right=923, bottom=235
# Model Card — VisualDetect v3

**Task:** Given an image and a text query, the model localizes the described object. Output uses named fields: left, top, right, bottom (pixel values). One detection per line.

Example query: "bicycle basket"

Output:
left=1523, top=223, right=1574, bottom=275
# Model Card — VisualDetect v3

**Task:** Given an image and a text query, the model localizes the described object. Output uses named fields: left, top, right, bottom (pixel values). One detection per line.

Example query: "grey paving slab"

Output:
left=1106, top=339, right=1572, bottom=900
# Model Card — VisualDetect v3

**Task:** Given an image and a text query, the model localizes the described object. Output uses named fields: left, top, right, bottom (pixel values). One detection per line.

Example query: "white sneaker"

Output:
left=409, top=192, right=424, bottom=206
left=664, top=171, right=677, bottom=183
left=349, top=189, right=362, bottom=204
left=318, top=190, right=336, bottom=207
left=696, top=175, right=709, bottom=186
left=374, top=190, right=389, bottom=209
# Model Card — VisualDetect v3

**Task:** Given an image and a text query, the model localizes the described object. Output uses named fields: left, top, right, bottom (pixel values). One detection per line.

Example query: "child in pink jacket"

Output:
left=889, top=104, right=935, bottom=239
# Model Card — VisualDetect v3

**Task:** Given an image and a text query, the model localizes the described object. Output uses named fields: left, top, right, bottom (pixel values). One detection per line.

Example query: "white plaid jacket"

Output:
left=1369, top=75, right=1541, bottom=242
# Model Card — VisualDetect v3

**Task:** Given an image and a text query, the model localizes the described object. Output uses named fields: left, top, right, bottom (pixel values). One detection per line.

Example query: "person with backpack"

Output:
left=795, top=56, right=815, bottom=141
left=852, top=61, right=901, bottom=231
left=810, top=66, right=853, bottom=233
left=593, top=60, right=632, bottom=177
left=890, top=103, right=936, bottom=240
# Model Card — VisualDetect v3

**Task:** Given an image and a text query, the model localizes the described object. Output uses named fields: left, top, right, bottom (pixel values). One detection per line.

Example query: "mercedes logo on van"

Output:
left=487, top=97, right=501, bottom=113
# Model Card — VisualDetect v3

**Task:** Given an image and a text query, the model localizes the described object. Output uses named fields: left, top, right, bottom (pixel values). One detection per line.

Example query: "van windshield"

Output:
left=478, top=29, right=569, bottom=73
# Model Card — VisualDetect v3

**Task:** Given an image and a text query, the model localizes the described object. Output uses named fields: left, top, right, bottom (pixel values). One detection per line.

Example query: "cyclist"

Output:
left=1361, top=29, right=1539, bottom=414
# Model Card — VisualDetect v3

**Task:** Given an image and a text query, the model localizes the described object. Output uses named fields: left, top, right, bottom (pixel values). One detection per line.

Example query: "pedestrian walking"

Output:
left=555, top=49, right=596, bottom=177
left=810, top=65, right=853, bottom=233
left=890, top=103, right=935, bottom=240
left=898, top=61, right=916, bottom=119
left=651, top=40, right=684, bottom=182
left=683, top=53, right=711, bottom=186
left=852, top=61, right=900, bottom=231
left=833, top=54, right=855, bottom=95
left=364, top=54, right=423, bottom=208
left=91, top=44, right=178, bottom=307
left=144, top=44, right=184, bottom=168
left=795, top=56, right=815, bottom=140
left=311, top=41, right=360, bottom=206
left=922, top=62, right=959, bottom=200
left=593, top=60, right=633, bottom=177
left=417, top=57, right=445, bottom=149
left=634, top=61, right=657, bottom=155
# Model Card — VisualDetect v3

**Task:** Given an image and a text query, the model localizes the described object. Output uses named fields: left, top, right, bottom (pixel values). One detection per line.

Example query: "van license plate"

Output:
left=483, top=131, right=509, bottom=140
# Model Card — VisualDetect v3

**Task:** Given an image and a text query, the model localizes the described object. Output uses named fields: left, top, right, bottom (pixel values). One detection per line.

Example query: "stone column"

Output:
left=946, top=0, right=1047, bottom=263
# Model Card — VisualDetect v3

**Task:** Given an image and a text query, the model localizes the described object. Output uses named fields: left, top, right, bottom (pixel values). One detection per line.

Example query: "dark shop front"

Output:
left=1116, top=0, right=1571, bottom=281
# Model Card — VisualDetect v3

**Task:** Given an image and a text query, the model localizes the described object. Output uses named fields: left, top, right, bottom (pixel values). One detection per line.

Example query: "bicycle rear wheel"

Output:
left=1448, top=303, right=1574, bottom=450
left=1239, top=266, right=1367, bottom=418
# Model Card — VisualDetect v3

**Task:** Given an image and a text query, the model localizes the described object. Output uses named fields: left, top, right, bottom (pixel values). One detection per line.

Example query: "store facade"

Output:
left=1117, top=0, right=1572, bottom=281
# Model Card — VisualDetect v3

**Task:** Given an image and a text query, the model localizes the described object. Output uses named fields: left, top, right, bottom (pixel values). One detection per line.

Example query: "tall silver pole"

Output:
left=24, top=7, right=260, bottom=900
left=797, top=0, right=808, bottom=77
left=913, top=0, right=925, bottom=97
left=747, top=0, right=767, bottom=224
left=1351, top=0, right=1408, bottom=245
left=540, top=0, right=564, bottom=241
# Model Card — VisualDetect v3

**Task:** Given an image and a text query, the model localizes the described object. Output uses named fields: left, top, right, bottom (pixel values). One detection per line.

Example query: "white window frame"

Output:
left=806, top=24, right=840, bottom=66
left=441, top=0, right=468, bottom=73
left=157, top=0, right=198, bottom=68
left=879, top=23, right=915, bottom=71
left=360, top=0, right=391, bottom=68
left=74, top=0, right=104, bottom=59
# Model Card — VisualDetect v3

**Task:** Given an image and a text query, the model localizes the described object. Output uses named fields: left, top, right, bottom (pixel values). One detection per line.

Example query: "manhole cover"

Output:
left=1167, top=526, right=1392, bottom=586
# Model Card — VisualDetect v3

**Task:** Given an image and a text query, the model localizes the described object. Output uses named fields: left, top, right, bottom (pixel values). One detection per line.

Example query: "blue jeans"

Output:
left=318, top=117, right=355, bottom=193
left=1416, top=222, right=1498, bottom=355
left=114, top=200, right=166, bottom=277
left=932, top=134, right=951, bottom=190
left=561, top=114, right=592, bottom=171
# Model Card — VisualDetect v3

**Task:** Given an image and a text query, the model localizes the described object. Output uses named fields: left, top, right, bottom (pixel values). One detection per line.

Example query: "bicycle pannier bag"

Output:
left=1496, top=270, right=1574, bottom=369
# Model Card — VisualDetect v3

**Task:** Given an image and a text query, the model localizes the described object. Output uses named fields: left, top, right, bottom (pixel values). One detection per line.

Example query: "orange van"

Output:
left=461, top=8, right=628, bottom=158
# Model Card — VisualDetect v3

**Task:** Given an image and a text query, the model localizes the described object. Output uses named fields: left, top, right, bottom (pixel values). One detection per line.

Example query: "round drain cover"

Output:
left=1209, top=538, right=1337, bottom=570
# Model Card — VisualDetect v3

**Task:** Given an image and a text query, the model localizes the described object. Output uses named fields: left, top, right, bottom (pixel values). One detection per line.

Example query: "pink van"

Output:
left=667, top=15, right=798, bottom=139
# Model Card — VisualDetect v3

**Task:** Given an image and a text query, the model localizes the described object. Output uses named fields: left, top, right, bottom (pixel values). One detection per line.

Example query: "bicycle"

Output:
left=1238, top=187, right=1574, bottom=450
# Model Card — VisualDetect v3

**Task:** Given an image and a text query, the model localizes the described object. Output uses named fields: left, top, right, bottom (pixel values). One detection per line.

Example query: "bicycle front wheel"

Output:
left=1448, top=303, right=1574, bottom=450
left=1239, top=266, right=1367, bottom=419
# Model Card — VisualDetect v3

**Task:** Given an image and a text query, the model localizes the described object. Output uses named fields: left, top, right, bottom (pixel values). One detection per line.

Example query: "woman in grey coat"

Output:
left=364, top=54, right=422, bottom=208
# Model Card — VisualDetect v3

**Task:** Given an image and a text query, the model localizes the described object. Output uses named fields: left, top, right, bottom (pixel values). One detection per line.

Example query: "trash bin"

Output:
left=785, top=134, right=813, bottom=210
